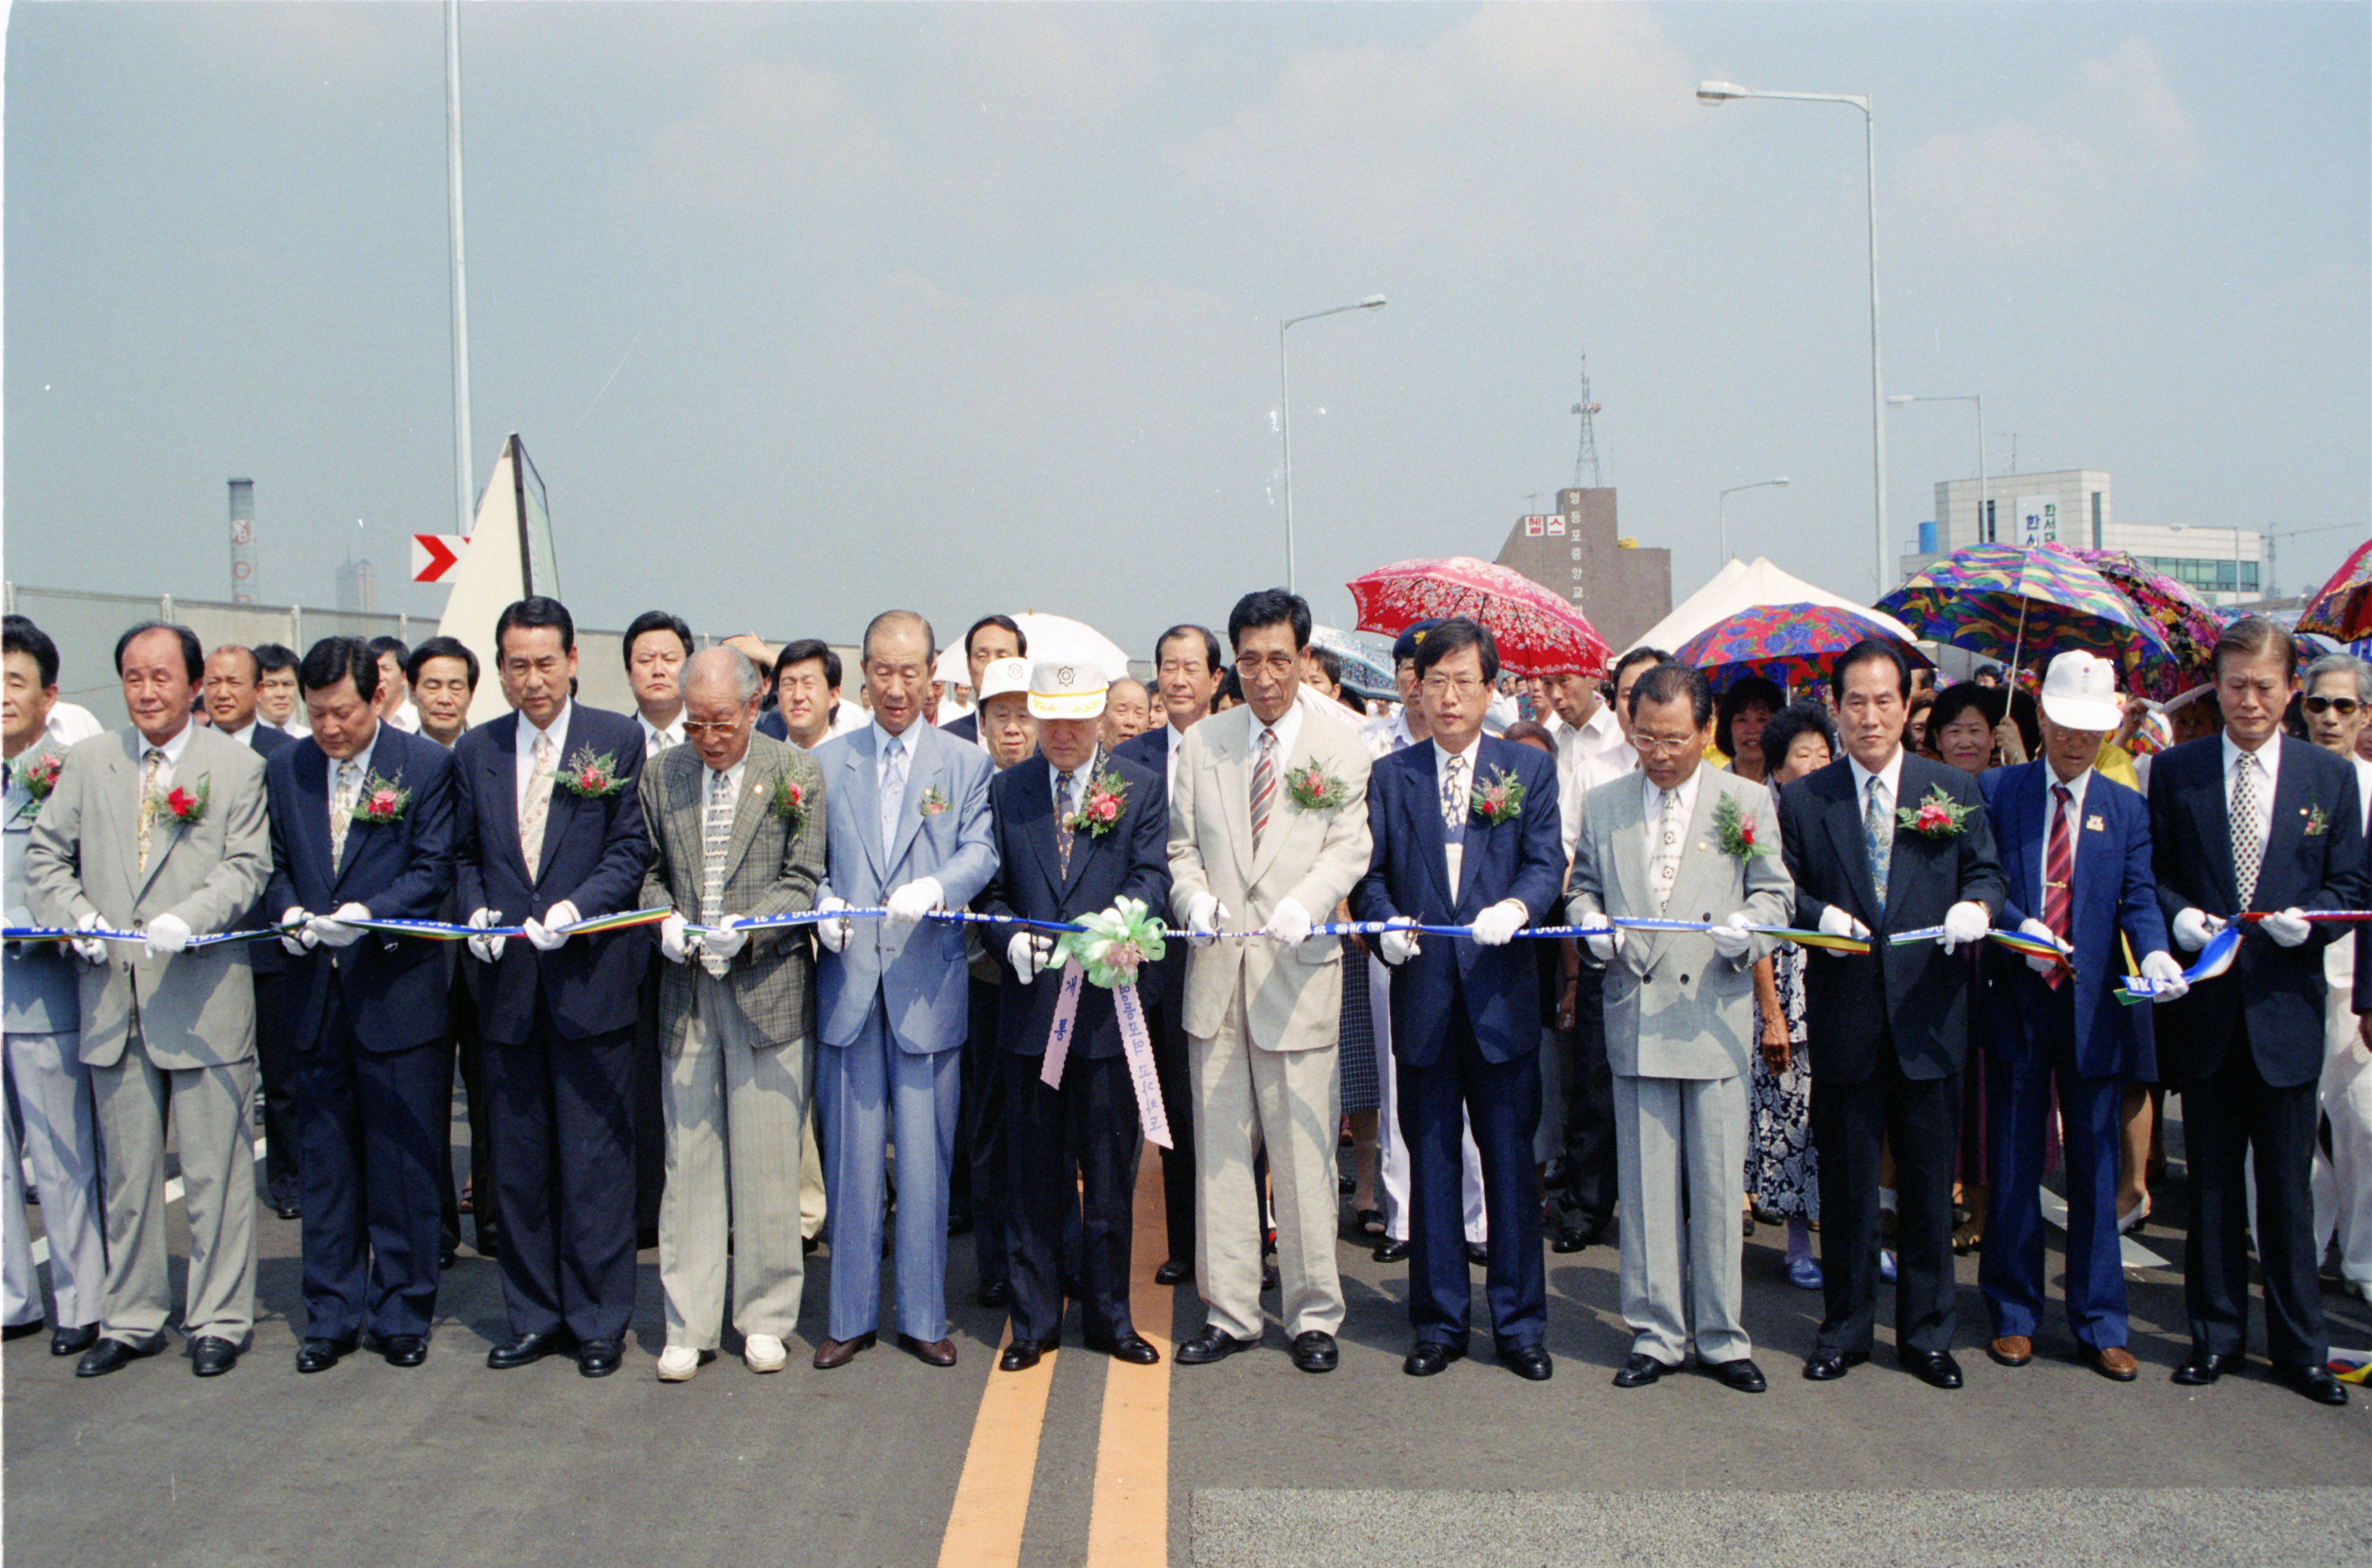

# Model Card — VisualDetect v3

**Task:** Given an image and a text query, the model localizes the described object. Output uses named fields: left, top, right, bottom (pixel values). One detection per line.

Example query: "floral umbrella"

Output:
left=2072, top=549, right=2222, bottom=699
left=1876, top=543, right=2171, bottom=682
left=1672, top=602, right=1930, bottom=692
left=2298, top=538, right=2372, bottom=641
left=1346, top=555, right=1611, bottom=678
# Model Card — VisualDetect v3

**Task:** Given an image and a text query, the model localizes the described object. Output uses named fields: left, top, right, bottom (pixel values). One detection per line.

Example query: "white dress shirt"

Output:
left=1360, top=706, right=1417, bottom=761
left=385, top=700, right=421, bottom=734
left=516, top=700, right=574, bottom=820
left=2037, top=763, right=2094, bottom=912
left=2220, top=730, right=2280, bottom=868
left=637, top=710, right=685, bottom=757
left=46, top=703, right=105, bottom=749
left=1159, top=716, right=1195, bottom=798
left=223, top=720, right=260, bottom=751
left=1561, top=702, right=1635, bottom=775
left=1846, top=747, right=1908, bottom=823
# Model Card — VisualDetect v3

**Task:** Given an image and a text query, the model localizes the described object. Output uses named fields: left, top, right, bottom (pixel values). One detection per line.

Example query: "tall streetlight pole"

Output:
left=1717, top=477, right=1789, bottom=565
left=1698, top=81, right=1887, bottom=594
left=445, top=0, right=476, bottom=537
left=1889, top=393, right=1984, bottom=543
left=1280, top=295, right=1386, bottom=593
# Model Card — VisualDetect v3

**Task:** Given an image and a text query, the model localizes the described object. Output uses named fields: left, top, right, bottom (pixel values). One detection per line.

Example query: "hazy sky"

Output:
left=5, top=2, right=2365, bottom=659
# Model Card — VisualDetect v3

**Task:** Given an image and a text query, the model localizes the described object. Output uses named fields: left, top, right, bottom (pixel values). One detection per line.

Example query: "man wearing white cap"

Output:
left=1976, top=650, right=2187, bottom=1381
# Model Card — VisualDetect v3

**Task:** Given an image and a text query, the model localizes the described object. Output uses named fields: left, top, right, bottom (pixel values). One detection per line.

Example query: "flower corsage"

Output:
left=350, top=772, right=411, bottom=824
left=918, top=785, right=951, bottom=818
left=772, top=772, right=810, bottom=832
left=151, top=775, right=210, bottom=826
left=1065, top=769, right=1129, bottom=837
left=11, top=750, right=63, bottom=820
left=1712, top=793, right=1769, bottom=859
left=1898, top=785, right=1974, bottom=838
left=1470, top=766, right=1525, bottom=825
left=556, top=747, right=628, bottom=799
left=1285, top=760, right=1351, bottom=813
left=2304, top=804, right=2330, bottom=837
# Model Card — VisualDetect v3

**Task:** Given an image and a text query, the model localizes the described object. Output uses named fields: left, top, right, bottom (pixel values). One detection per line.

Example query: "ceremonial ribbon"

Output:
left=1886, top=924, right=2074, bottom=971
left=1038, top=899, right=1172, bottom=1150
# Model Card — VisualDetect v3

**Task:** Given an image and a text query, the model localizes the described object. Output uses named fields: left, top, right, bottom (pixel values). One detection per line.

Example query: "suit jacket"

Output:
left=24, top=725, right=271, bottom=1070
left=637, top=732, right=826, bottom=1051
left=1980, top=761, right=2167, bottom=1078
left=1116, top=723, right=1187, bottom=1009
left=939, top=712, right=980, bottom=746
left=1566, top=769, right=1793, bottom=1080
left=5, top=748, right=80, bottom=1032
left=244, top=722, right=298, bottom=978
left=1776, top=752, right=2007, bottom=1084
left=1169, top=703, right=1372, bottom=1051
left=812, top=720, right=998, bottom=1054
left=264, top=726, right=457, bottom=1054
left=2147, top=734, right=2367, bottom=1087
left=980, top=751, right=1169, bottom=1059
left=1350, top=735, right=1564, bottom=1066
left=451, top=705, right=653, bottom=1046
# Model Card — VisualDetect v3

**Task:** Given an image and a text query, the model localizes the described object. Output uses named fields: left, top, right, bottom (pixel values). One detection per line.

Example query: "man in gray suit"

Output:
left=26, top=622, right=270, bottom=1378
left=809, top=611, right=998, bottom=1369
left=1568, top=662, right=1793, bottom=1393
left=640, top=650, right=828, bottom=1381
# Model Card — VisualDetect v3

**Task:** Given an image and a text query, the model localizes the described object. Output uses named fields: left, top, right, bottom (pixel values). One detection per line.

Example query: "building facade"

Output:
left=1902, top=468, right=2262, bottom=606
left=1493, top=486, right=1672, bottom=653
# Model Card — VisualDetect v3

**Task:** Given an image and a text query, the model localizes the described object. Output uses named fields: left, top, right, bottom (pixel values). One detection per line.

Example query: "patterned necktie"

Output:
left=880, top=735, right=907, bottom=859
left=136, top=747, right=164, bottom=873
left=2043, top=783, right=2075, bottom=990
left=329, top=760, right=360, bottom=868
left=1056, top=769, right=1078, bottom=876
left=2231, top=752, right=2263, bottom=909
left=1651, top=788, right=1684, bottom=914
left=520, top=730, right=556, bottom=879
left=1442, top=752, right=1468, bottom=842
left=1250, top=728, right=1278, bottom=851
left=702, top=768, right=734, bottom=922
left=1864, top=776, right=1893, bottom=907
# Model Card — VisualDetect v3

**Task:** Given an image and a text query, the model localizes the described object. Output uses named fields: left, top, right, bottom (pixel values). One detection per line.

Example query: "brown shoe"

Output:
left=897, top=1333, right=958, bottom=1367
left=811, top=1332, right=876, bottom=1369
left=1987, top=1336, right=2033, bottom=1368
left=2082, top=1344, right=2140, bottom=1382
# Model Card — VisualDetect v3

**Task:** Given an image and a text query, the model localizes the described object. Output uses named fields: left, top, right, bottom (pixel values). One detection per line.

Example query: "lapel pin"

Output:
left=2086, top=814, right=2104, bottom=833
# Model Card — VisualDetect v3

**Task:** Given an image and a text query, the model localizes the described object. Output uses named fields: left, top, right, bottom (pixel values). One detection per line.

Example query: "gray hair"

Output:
left=861, top=609, right=936, bottom=667
left=682, top=645, right=762, bottom=705
left=2303, top=651, right=2372, bottom=704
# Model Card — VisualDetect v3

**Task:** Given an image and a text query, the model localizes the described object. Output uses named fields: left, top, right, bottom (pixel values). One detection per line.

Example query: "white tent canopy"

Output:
left=1626, top=556, right=1921, bottom=657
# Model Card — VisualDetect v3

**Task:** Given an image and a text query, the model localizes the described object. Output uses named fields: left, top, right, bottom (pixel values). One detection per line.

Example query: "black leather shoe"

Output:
left=1, top=1320, right=41, bottom=1341
left=1291, top=1330, right=1339, bottom=1374
left=380, top=1334, right=428, bottom=1368
left=1372, top=1238, right=1411, bottom=1264
left=49, top=1324, right=98, bottom=1358
left=486, top=1330, right=572, bottom=1370
left=1711, top=1357, right=1769, bottom=1393
left=440, top=1243, right=458, bottom=1271
left=1153, top=1260, right=1189, bottom=1286
left=2275, top=1363, right=2349, bottom=1406
left=1503, top=1345, right=1553, bottom=1381
left=1261, top=1259, right=1280, bottom=1292
left=1403, top=1340, right=1466, bottom=1377
left=271, top=1194, right=303, bottom=1221
left=1464, top=1242, right=1490, bottom=1267
left=976, top=1280, right=1012, bottom=1309
left=577, top=1339, right=623, bottom=1377
left=1899, top=1349, right=1964, bottom=1389
left=295, top=1337, right=356, bottom=1374
left=999, top=1338, right=1055, bottom=1372
left=2172, top=1349, right=2243, bottom=1387
left=1087, top=1332, right=1161, bottom=1366
left=190, top=1336, right=240, bottom=1377
left=1550, top=1223, right=1599, bottom=1254
left=1612, top=1352, right=1669, bottom=1388
left=898, top=1333, right=960, bottom=1367
left=947, top=1204, right=975, bottom=1238
left=1175, top=1325, right=1260, bottom=1365
left=1802, top=1349, right=1870, bottom=1381
left=75, top=1333, right=168, bottom=1378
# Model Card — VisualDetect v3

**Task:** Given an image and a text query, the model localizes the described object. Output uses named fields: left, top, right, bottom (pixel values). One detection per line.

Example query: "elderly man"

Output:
left=638, top=649, right=826, bottom=1380
left=27, top=622, right=271, bottom=1378
left=759, top=640, right=843, bottom=751
left=1100, top=678, right=1153, bottom=752
left=939, top=616, right=1027, bottom=748
left=2303, top=653, right=2372, bottom=1305
left=1171, top=590, right=1373, bottom=1374
left=1569, top=661, right=1792, bottom=1392
left=266, top=638, right=457, bottom=1372
left=809, top=611, right=998, bottom=1369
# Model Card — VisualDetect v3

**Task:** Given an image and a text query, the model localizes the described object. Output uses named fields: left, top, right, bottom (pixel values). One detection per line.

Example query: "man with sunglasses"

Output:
left=2301, top=654, right=2372, bottom=1306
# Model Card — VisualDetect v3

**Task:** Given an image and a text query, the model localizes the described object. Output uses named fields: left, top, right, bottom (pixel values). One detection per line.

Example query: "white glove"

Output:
left=281, top=905, right=317, bottom=957
left=143, top=912, right=191, bottom=957
left=1575, top=910, right=1620, bottom=963
left=1264, top=897, right=1314, bottom=951
left=523, top=899, right=580, bottom=952
left=72, top=909, right=109, bottom=965
left=1377, top=916, right=1423, bottom=966
left=2017, top=917, right=2063, bottom=977
left=1182, top=892, right=1225, bottom=950
left=660, top=911, right=694, bottom=964
left=704, top=917, right=750, bottom=961
left=2258, top=906, right=2313, bottom=948
left=884, top=878, right=942, bottom=925
left=1006, top=929, right=1055, bottom=984
left=2170, top=906, right=2224, bottom=953
left=1709, top=911, right=1754, bottom=962
left=1817, top=903, right=1871, bottom=956
left=310, top=902, right=369, bottom=949
left=1938, top=901, right=1991, bottom=954
left=466, top=906, right=507, bottom=964
left=814, top=893, right=852, bottom=953
left=1470, top=899, right=1527, bottom=948
left=2140, top=948, right=2189, bottom=1003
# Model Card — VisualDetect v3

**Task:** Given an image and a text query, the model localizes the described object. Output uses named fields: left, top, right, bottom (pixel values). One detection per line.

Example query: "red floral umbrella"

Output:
left=2298, top=538, right=2372, bottom=641
left=1347, top=556, right=1611, bottom=678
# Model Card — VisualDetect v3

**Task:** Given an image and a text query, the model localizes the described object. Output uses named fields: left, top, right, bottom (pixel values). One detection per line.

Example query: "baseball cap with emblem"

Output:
left=1027, top=653, right=1108, bottom=720
left=1392, top=618, right=1445, bottom=665
left=2038, top=650, right=2124, bottom=732
left=976, top=657, right=1031, bottom=704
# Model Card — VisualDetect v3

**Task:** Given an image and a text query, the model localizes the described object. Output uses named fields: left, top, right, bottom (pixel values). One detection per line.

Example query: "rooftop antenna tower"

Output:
left=1570, top=355, right=1604, bottom=489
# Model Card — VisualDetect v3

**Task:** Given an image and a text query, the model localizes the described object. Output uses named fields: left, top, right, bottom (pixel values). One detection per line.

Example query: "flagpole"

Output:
left=446, top=0, right=476, bottom=536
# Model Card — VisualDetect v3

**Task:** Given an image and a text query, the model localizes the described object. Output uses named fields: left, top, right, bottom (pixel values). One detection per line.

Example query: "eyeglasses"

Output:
left=682, top=720, right=743, bottom=738
left=1420, top=675, right=1486, bottom=698
left=2305, top=695, right=2362, bottom=716
left=1632, top=732, right=1702, bottom=755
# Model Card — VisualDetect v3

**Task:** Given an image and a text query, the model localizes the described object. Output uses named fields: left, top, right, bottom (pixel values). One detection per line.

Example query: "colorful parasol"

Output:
left=1347, top=556, right=1611, bottom=678
left=1671, top=602, right=1930, bottom=691
left=1876, top=543, right=2171, bottom=681
left=2298, top=538, right=2372, bottom=641
left=2072, top=549, right=2223, bottom=699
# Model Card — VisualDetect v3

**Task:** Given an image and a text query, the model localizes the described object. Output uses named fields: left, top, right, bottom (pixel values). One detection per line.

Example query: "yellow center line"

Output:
left=936, top=1318, right=1058, bottom=1568
left=1086, top=1146, right=1174, bottom=1567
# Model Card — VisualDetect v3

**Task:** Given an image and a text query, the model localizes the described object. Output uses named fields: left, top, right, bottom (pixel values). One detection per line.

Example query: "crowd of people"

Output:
left=2, top=585, right=2366, bottom=1409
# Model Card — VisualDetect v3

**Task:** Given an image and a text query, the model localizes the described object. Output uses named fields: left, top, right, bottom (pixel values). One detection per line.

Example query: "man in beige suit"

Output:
left=26, top=622, right=271, bottom=1378
left=639, top=649, right=828, bottom=1381
left=1169, top=589, right=1372, bottom=1374
left=1568, top=662, right=1794, bottom=1394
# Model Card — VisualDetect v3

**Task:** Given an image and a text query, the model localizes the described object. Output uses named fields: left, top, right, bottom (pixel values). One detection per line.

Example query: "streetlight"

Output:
left=1698, top=80, right=1887, bottom=595
left=1717, top=477, right=1790, bottom=565
left=1281, top=294, right=1386, bottom=593
left=1889, top=393, right=1986, bottom=543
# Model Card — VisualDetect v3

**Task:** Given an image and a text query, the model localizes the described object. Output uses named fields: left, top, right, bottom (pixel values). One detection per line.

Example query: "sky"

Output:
left=5, top=2, right=2366, bottom=661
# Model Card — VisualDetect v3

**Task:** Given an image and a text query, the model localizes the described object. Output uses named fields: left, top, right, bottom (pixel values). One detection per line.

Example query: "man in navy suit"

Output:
left=265, top=638, right=456, bottom=1371
left=979, top=654, right=1169, bottom=1370
left=451, top=597, right=652, bottom=1378
left=1977, top=651, right=2188, bottom=1382
left=2150, top=616, right=2365, bottom=1406
left=1776, top=638, right=2006, bottom=1390
left=1351, top=616, right=1563, bottom=1381
left=936, top=615, right=1026, bottom=750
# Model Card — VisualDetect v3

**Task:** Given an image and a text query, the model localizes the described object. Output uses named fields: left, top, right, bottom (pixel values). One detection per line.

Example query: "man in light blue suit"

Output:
left=809, top=610, right=998, bottom=1369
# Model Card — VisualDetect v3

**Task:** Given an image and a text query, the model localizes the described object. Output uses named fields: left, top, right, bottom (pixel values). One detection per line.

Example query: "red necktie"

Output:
left=2042, top=783, right=2074, bottom=991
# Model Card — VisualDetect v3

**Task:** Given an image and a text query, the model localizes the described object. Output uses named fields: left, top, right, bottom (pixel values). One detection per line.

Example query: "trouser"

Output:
left=1005, top=1049, right=1141, bottom=1345
left=483, top=1010, right=638, bottom=1343
left=960, top=976, right=1009, bottom=1289
left=817, top=1000, right=961, bottom=1343
left=1615, top=1072, right=1750, bottom=1367
left=632, top=959, right=666, bottom=1239
left=2182, top=1030, right=2326, bottom=1369
left=1980, top=1021, right=2128, bottom=1349
left=1398, top=1008, right=1545, bottom=1351
left=253, top=970, right=301, bottom=1206
left=3, top=1029, right=105, bottom=1329
left=1147, top=980, right=1197, bottom=1267
left=2311, top=963, right=2372, bottom=1286
left=1811, top=1049, right=1959, bottom=1358
left=451, top=984, right=500, bottom=1254
left=1556, top=966, right=1617, bottom=1226
left=1371, top=955, right=1487, bottom=1245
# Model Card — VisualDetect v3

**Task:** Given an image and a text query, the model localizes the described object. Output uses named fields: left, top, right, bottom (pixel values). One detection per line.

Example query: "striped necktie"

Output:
left=2043, top=784, right=2074, bottom=990
left=702, top=768, right=735, bottom=922
left=1250, top=728, right=1278, bottom=850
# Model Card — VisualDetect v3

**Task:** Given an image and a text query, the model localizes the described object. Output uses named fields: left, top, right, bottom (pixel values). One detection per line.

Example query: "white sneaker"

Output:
left=744, top=1333, right=788, bottom=1373
left=656, top=1345, right=705, bottom=1383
